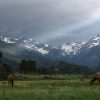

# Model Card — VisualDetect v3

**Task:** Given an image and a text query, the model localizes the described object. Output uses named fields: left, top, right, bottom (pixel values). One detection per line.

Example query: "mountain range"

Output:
left=0, top=34, right=100, bottom=70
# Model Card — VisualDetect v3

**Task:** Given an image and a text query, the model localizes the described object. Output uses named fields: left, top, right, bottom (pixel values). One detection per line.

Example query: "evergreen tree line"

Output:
left=19, top=59, right=37, bottom=74
left=19, top=60, right=90, bottom=75
left=0, top=52, right=12, bottom=79
left=0, top=51, right=91, bottom=79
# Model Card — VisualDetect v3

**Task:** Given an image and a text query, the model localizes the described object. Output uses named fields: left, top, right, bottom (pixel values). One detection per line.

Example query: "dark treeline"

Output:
left=19, top=59, right=37, bottom=74
left=36, top=61, right=91, bottom=75
left=0, top=51, right=91, bottom=79
left=19, top=59, right=91, bottom=75
left=0, top=52, right=13, bottom=79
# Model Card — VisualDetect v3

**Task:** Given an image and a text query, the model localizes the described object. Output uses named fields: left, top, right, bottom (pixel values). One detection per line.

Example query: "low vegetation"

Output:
left=0, top=75, right=100, bottom=100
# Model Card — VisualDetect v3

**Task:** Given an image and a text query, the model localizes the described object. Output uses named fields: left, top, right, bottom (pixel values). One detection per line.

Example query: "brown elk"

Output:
left=8, top=74, right=14, bottom=87
left=90, top=72, right=100, bottom=85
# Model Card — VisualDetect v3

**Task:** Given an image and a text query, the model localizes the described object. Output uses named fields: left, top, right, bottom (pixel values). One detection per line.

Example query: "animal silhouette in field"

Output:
left=90, top=72, right=100, bottom=85
left=8, top=74, right=14, bottom=87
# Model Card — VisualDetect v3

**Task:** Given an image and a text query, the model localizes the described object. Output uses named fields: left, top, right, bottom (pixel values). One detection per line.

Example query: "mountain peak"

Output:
left=61, top=42, right=85, bottom=55
left=84, top=34, right=100, bottom=49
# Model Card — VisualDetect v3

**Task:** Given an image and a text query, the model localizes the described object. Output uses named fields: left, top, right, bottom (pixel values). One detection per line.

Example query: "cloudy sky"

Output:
left=0, top=0, right=100, bottom=45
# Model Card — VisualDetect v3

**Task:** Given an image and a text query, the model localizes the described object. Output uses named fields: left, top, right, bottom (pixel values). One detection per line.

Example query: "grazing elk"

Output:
left=90, top=72, right=100, bottom=85
left=8, top=74, right=14, bottom=87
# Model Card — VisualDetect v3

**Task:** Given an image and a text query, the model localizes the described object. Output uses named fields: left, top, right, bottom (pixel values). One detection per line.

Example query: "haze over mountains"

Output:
left=0, top=34, right=100, bottom=70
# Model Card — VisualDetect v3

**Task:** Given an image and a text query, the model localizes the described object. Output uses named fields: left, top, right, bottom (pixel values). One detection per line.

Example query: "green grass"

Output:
left=0, top=75, right=100, bottom=100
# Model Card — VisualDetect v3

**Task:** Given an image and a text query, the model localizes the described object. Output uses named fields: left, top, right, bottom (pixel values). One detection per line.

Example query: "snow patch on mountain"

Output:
left=88, top=41, right=100, bottom=48
left=24, top=44, right=49, bottom=55
left=35, top=47, right=49, bottom=54
left=61, top=42, right=85, bottom=55
left=45, top=44, right=49, bottom=47
left=21, top=39, right=50, bottom=55
left=85, top=34, right=100, bottom=49
left=0, top=36, right=16, bottom=43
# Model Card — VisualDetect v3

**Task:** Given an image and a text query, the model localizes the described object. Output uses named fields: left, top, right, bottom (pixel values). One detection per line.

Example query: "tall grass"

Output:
left=0, top=76, right=99, bottom=100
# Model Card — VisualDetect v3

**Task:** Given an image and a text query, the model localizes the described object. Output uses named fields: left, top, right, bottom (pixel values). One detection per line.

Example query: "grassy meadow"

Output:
left=0, top=74, right=100, bottom=100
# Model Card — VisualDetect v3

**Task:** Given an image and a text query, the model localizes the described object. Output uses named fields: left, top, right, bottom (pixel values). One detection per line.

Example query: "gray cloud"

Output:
left=0, top=0, right=100, bottom=44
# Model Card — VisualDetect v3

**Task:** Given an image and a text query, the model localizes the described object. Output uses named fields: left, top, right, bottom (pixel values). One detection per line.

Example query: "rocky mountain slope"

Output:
left=0, top=34, right=100, bottom=70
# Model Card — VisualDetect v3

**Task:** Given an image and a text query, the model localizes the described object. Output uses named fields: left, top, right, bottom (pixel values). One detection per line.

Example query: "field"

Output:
left=0, top=75, right=100, bottom=100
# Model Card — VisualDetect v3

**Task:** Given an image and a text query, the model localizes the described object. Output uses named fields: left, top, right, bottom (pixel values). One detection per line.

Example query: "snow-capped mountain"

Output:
left=61, top=42, right=86, bottom=55
left=21, top=39, right=49, bottom=55
left=1, top=34, right=100, bottom=72
left=1, top=34, right=100, bottom=56
left=61, top=34, right=100, bottom=55
left=83, top=34, right=100, bottom=49
left=1, top=34, right=100, bottom=71
left=0, top=36, right=50, bottom=55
